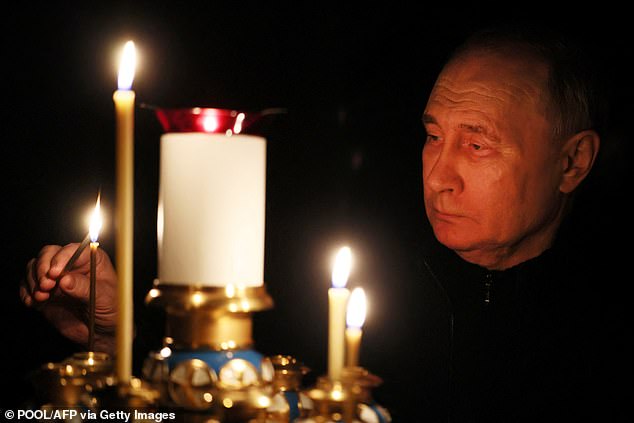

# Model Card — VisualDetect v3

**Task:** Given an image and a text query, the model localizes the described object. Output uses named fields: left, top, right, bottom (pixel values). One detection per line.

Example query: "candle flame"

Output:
left=233, top=113, right=245, bottom=134
left=89, top=194, right=102, bottom=242
left=346, top=287, right=367, bottom=328
left=332, top=246, right=352, bottom=288
left=117, top=41, right=136, bottom=90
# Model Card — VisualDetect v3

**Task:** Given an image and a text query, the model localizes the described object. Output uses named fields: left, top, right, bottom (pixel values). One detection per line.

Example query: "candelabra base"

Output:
left=26, top=283, right=390, bottom=423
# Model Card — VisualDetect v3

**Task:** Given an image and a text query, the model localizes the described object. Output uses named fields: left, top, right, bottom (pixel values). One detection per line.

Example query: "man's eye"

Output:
left=426, top=134, right=441, bottom=143
left=462, top=138, right=489, bottom=153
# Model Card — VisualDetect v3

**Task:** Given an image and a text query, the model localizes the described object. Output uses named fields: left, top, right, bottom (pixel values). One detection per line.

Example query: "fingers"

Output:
left=19, top=282, right=34, bottom=306
left=22, top=243, right=91, bottom=307
left=23, top=247, right=58, bottom=304
left=21, top=271, right=91, bottom=307
left=48, top=243, right=91, bottom=279
left=58, top=272, right=91, bottom=303
left=24, top=258, right=38, bottom=296
left=33, top=246, right=62, bottom=291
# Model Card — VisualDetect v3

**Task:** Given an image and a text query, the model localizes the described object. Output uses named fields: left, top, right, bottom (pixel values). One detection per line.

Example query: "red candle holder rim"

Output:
left=142, top=103, right=286, bottom=134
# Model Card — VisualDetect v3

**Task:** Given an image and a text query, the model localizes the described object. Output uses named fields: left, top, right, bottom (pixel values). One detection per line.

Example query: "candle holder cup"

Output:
left=297, top=367, right=391, bottom=423
left=29, top=352, right=115, bottom=409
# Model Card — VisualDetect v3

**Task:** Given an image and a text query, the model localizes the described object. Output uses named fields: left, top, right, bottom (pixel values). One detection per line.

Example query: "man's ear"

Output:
left=559, top=130, right=600, bottom=193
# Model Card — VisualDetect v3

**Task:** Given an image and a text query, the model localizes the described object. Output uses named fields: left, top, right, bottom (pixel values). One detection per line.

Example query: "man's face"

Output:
left=422, top=51, right=566, bottom=269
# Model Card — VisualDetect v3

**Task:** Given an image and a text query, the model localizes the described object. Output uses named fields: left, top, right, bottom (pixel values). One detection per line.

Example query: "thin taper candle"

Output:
left=113, top=40, right=136, bottom=384
left=345, top=327, right=362, bottom=367
left=46, top=233, right=91, bottom=301
left=329, top=288, right=348, bottom=379
left=345, top=287, right=367, bottom=367
left=64, top=234, right=91, bottom=273
left=328, top=247, right=352, bottom=381
left=89, top=241, right=98, bottom=351
left=88, top=193, right=102, bottom=352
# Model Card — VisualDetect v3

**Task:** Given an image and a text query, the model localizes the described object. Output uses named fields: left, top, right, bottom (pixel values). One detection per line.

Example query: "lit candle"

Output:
left=88, top=194, right=102, bottom=352
left=113, top=40, right=136, bottom=384
left=345, top=287, right=366, bottom=367
left=328, top=246, right=352, bottom=381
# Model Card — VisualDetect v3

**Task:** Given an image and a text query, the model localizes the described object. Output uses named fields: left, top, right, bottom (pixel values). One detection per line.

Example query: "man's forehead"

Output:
left=426, top=56, right=549, bottom=120
left=439, top=50, right=549, bottom=95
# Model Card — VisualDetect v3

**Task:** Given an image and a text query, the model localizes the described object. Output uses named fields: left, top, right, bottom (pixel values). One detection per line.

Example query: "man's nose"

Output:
left=424, top=144, right=463, bottom=194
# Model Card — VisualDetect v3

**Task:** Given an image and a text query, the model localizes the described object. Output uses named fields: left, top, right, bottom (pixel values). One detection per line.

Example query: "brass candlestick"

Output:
left=142, top=281, right=281, bottom=422
left=298, top=366, right=391, bottom=423
left=145, top=282, right=273, bottom=350
left=30, top=351, right=114, bottom=409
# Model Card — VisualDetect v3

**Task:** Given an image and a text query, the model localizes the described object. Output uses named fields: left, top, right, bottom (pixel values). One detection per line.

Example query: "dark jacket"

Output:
left=389, top=216, right=630, bottom=422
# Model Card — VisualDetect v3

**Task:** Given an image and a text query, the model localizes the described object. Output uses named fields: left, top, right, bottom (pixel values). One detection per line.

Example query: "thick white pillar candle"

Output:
left=157, top=133, right=266, bottom=287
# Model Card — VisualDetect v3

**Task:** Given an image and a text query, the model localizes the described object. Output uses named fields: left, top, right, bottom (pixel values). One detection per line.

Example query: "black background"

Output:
left=2, top=2, right=631, bottom=419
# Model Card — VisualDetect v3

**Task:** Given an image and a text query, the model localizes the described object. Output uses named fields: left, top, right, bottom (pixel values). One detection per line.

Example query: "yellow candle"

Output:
left=113, top=40, right=136, bottom=384
left=328, top=246, right=352, bottom=381
left=345, top=287, right=367, bottom=367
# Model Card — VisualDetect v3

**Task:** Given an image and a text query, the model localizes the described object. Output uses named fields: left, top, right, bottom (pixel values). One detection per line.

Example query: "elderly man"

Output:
left=410, top=27, right=624, bottom=421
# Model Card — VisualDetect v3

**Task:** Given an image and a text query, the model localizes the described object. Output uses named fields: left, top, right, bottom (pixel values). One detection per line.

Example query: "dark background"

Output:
left=2, top=2, right=631, bottom=419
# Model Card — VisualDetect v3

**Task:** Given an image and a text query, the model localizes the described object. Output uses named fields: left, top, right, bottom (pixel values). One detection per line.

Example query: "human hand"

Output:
left=20, top=243, right=118, bottom=355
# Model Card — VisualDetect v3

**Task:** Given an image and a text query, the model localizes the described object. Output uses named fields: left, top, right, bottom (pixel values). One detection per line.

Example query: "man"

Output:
left=406, top=27, right=627, bottom=422
left=422, top=34, right=599, bottom=271
left=21, top=26, right=626, bottom=421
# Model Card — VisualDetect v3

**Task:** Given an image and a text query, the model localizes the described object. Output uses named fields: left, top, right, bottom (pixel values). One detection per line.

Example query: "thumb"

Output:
left=58, top=273, right=90, bottom=303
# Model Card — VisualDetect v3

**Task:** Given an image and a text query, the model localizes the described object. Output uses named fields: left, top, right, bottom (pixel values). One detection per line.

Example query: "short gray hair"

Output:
left=448, top=24, right=607, bottom=141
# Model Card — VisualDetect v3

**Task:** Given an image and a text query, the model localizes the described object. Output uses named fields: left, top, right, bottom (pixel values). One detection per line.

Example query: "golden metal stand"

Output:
left=142, top=282, right=281, bottom=422
left=145, top=282, right=273, bottom=350
left=299, top=366, right=391, bottom=422
left=31, top=352, right=114, bottom=408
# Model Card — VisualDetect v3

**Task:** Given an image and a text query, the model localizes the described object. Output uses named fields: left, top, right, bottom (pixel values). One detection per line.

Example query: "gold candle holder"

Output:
left=30, top=352, right=114, bottom=408
left=264, top=355, right=313, bottom=421
left=145, top=282, right=273, bottom=350
left=299, top=366, right=391, bottom=423
left=141, top=281, right=279, bottom=422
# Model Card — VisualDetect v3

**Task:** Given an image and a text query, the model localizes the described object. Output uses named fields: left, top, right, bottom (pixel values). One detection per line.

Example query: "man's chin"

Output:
left=433, top=229, right=513, bottom=269
left=431, top=225, right=476, bottom=252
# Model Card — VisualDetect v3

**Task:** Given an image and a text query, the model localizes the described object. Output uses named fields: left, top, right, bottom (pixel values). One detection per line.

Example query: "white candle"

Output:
left=113, top=40, right=136, bottom=384
left=328, top=246, right=351, bottom=381
left=157, top=132, right=266, bottom=287
left=345, top=287, right=367, bottom=367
